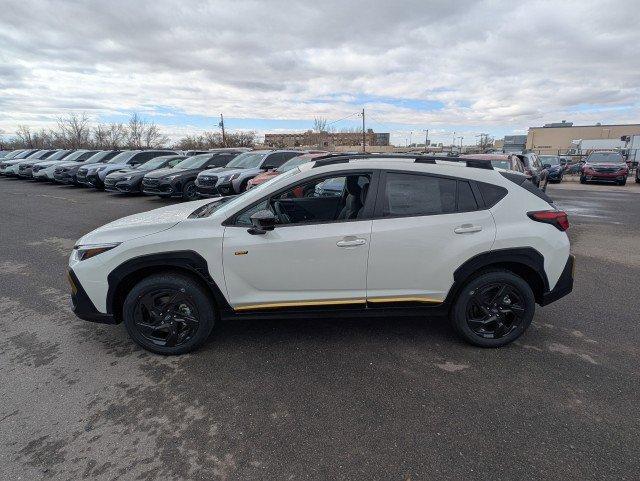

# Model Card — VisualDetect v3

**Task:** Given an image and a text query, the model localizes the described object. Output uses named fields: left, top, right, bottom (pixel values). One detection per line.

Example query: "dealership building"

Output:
left=264, top=129, right=390, bottom=149
left=526, top=121, right=640, bottom=154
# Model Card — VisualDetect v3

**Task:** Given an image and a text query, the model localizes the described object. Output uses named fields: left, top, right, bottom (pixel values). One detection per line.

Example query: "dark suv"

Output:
left=142, top=150, right=244, bottom=200
left=513, top=153, right=548, bottom=190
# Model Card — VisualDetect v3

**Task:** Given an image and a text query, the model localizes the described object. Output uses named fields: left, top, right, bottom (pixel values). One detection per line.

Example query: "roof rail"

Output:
left=312, top=153, right=493, bottom=170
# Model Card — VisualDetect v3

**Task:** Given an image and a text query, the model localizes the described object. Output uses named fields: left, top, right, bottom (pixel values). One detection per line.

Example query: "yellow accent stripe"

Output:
left=234, top=298, right=366, bottom=311
left=367, top=296, right=443, bottom=304
left=234, top=295, right=443, bottom=311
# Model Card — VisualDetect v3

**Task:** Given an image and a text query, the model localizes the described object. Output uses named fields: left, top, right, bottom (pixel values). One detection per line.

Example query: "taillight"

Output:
left=527, top=210, right=569, bottom=231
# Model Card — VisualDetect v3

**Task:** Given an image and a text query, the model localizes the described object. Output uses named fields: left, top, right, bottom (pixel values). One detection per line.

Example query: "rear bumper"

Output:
left=67, top=269, right=116, bottom=324
left=540, top=255, right=574, bottom=306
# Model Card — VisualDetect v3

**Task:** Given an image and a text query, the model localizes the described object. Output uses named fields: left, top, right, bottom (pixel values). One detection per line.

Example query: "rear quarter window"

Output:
left=476, top=182, right=508, bottom=208
left=499, top=172, right=553, bottom=205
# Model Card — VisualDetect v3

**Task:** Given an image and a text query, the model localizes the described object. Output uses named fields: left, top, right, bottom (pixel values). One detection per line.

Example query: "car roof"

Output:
left=298, top=154, right=502, bottom=183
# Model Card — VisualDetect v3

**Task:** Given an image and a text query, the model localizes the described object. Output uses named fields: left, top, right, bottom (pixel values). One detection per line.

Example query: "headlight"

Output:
left=97, top=166, right=108, bottom=172
left=165, top=174, right=182, bottom=180
left=72, top=242, right=120, bottom=261
left=120, top=175, right=133, bottom=181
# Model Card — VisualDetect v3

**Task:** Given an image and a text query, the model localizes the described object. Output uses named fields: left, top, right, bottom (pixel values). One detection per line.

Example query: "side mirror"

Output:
left=248, top=210, right=276, bottom=235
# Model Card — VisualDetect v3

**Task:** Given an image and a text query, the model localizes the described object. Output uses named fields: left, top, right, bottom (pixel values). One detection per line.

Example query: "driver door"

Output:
left=222, top=171, right=376, bottom=310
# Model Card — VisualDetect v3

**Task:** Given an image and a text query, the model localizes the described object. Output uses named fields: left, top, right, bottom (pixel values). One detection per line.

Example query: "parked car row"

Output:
left=0, top=148, right=331, bottom=201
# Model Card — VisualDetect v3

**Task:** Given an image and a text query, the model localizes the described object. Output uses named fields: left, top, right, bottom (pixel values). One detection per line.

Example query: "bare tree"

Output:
left=313, top=116, right=328, bottom=133
left=127, top=113, right=145, bottom=149
left=477, top=133, right=495, bottom=152
left=57, top=112, right=91, bottom=148
left=142, top=123, right=169, bottom=148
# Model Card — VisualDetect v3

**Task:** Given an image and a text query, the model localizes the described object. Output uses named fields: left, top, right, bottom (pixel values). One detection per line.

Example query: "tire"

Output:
left=239, top=179, right=249, bottom=193
left=618, top=177, right=627, bottom=186
left=635, top=175, right=640, bottom=183
left=122, top=273, right=216, bottom=355
left=450, top=270, right=535, bottom=348
left=182, top=181, right=198, bottom=201
left=580, top=175, right=586, bottom=184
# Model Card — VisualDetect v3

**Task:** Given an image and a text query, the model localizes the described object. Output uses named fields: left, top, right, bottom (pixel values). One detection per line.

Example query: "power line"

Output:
left=325, top=112, right=360, bottom=126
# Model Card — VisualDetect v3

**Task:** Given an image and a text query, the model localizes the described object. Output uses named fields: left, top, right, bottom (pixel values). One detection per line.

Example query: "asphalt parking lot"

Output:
left=1, top=177, right=639, bottom=481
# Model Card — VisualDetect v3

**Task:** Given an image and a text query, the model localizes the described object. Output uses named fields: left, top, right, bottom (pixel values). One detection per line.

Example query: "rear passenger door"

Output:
left=366, top=171, right=496, bottom=304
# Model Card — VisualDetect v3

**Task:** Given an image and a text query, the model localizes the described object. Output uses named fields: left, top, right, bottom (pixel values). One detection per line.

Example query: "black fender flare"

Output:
left=445, top=247, right=549, bottom=305
left=106, top=250, right=231, bottom=319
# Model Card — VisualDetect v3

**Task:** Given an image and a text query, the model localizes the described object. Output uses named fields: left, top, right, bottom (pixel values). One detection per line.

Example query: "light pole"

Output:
left=423, top=129, right=429, bottom=152
left=409, top=131, right=413, bottom=147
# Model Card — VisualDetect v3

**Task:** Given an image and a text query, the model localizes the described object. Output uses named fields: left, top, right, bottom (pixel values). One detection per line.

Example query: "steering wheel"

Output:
left=271, top=199, right=291, bottom=224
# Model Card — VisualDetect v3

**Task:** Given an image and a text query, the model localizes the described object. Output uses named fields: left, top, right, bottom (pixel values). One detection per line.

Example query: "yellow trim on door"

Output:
left=234, top=298, right=367, bottom=311
left=367, top=295, right=443, bottom=304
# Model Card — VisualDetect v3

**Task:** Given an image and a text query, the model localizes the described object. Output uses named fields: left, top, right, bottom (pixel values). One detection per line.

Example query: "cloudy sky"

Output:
left=1, top=0, right=639, bottom=146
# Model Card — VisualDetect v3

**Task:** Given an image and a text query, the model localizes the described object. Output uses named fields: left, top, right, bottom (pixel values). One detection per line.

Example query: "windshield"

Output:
left=277, top=155, right=312, bottom=172
left=107, top=151, right=137, bottom=164
left=139, top=156, right=182, bottom=170
left=539, top=156, right=560, bottom=165
left=214, top=167, right=300, bottom=218
left=82, top=151, right=112, bottom=164
left=63, top=150, right=90, bottom=162
left=173, top=154, right=212, bottom=170
left=586, top=152, right=625, bottom=163
left=225, top=152, right=266, bottom=169
left=46, top=150, right=69, bottom=161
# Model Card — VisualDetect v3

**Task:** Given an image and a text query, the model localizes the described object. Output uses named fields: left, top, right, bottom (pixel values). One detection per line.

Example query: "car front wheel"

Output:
left=182, top=181, right=198, bottom=201
left=122, top=273, right=216, bottom=355
left=451, top=271, right=535, bottom=348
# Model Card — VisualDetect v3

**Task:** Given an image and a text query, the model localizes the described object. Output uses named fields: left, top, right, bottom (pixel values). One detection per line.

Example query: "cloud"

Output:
left=0, top=0, right=639, bottom=145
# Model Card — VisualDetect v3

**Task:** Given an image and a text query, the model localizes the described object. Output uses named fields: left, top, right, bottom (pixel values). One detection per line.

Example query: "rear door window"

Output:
left=380, top=173, right=457, bottom=217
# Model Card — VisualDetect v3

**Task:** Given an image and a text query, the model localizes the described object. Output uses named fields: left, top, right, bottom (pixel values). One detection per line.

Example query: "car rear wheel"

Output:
left=182, top=181, right=198, bottom=201
left=451, top=271, right=535, bottom=348
left=122, top=273, right=216, bottom=355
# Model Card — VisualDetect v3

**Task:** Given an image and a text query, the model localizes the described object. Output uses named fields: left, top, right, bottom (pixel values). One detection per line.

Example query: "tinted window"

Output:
left=263, top=153, right=287, bottom=168
left=382, top=173, right=456, bottom=217
left=235, top=173, right=371, bottom=226
left=477, top=182, right=508, bottom=208
left=457, top=181, right=478, bottom=212
left=206, top=153, right=236, bottom=167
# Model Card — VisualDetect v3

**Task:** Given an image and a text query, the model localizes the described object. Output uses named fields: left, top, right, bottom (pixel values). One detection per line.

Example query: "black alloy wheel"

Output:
left=182, top=180, right=198, bottom=201
left=123, top=273, right=215, bottom=354
left=451, top=270, right=535, bottom=347
left=133, top=288, right=200, bottom=348
left=465, top=283, right=525, bottom=339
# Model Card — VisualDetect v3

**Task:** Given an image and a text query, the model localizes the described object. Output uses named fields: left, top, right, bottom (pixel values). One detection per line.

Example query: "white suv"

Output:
left=68, top=154, right=574, bottom=355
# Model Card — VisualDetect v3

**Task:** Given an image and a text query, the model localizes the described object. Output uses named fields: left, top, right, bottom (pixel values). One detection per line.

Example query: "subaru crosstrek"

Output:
left=68, top=154, right=574, bottom=355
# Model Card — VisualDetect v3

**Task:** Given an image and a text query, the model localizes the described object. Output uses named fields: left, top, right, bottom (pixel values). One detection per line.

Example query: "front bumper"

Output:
left=53, top=171, right=76, bottom=183
left=105, top=179, right=141, bottom=193
left=539, top=255, right=574, bottom=306
left=195, top=181, right=220, bottom=197
left=142, top=179, right=176, bottom=196
left=583, top=171, right=627, bottom=181
left=67, top=269, right=116, bottom=324
left=547, top=170, right=563, bottom=180
left=18, top=166, right=34, bottom=178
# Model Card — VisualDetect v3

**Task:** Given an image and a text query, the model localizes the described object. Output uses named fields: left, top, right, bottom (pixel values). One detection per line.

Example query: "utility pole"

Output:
left=423, top=129, right=429, bottom=152
left=361, top=108, right=366, bottom=152
left=452, top=131, right=456, bottom=152
left=219, top=113, right=226, bottom=147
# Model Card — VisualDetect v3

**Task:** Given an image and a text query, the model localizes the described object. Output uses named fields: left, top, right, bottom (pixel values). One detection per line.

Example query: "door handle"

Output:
left=454, top=224, right=482, bottom=234
left=336, top=237, right=367, bottom=247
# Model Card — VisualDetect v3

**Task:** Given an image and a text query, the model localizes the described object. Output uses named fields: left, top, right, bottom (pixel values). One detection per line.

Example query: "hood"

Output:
left=106, top=169, right=143, bottom=180
left=211, top=167, right=259, bottom=178
left=585, top=162, right=627, bottom=169
left=77, top=199, right=214, bottom=245
left=250, top=170, right=278, bottom=184
left=33, top=160, right=65, bottom=169
left=144, top=167, right=198, bottom=179
left=198, top=167, right=230, bottom=176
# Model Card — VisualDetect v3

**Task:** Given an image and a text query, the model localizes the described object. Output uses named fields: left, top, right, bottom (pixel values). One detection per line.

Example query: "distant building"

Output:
left=526, top=122, right=640, bottom=154
left=264, top=129, right=390, bottom=149
left=503, top=135, right=527, bottom=153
